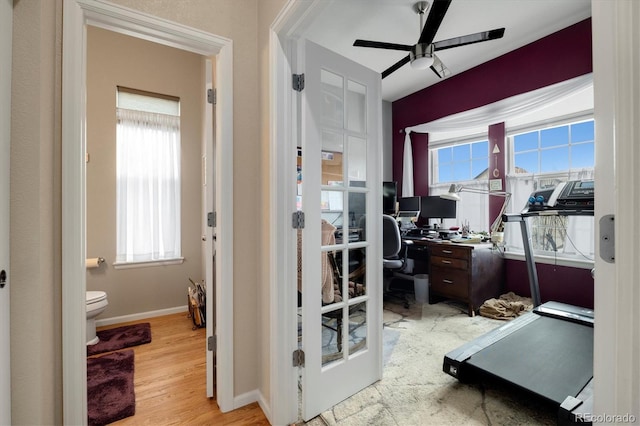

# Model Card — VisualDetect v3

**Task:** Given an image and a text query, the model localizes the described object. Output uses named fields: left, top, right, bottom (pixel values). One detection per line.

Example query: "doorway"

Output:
left=61, top=1, right=234, bottom=423
left=84, top=19, right=210, bottom=394
left=269, top=3, right=383, bottom=424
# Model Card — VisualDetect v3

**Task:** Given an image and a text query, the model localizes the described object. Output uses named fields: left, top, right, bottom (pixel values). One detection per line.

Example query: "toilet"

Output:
left=86, top=291, right=108, bottom=345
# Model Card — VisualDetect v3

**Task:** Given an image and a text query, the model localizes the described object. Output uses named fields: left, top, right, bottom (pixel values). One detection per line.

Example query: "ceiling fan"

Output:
left=353, top=0, right=505, bottom=79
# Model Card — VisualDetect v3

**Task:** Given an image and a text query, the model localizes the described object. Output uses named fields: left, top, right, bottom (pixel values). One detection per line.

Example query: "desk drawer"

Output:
left=431, top=255, right=467, bottom=270
left=430, top=267, right=469, bottom=299
left=430, top=245, right=469, bottom=260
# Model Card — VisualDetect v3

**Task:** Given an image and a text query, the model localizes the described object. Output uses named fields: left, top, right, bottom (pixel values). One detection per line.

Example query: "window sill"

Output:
left=113, top=257, right=184, bottom=270
left=503, top=251, right=593, bottom=270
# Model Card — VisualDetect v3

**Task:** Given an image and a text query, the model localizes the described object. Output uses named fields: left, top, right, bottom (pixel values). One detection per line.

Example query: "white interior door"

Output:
left=203, top=59, right=216, bottom=398
left=0, top=0, right=12, bottom=423
left=300, top=39, right=382, bottom=421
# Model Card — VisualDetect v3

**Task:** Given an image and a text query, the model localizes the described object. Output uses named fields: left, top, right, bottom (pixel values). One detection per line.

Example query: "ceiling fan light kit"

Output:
left=410, top=43, right=435, bottom=69
left=353, top=0, right=505, bottom=79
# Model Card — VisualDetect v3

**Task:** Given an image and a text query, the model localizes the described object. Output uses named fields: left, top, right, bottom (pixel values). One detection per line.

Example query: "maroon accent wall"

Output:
left=488, top=123, right=506, bottom=229
left=410, top=132, right=429, bottom=195
left=505, top=260, right=594, bottom=309
left=391, top=18, right=593, bottom=194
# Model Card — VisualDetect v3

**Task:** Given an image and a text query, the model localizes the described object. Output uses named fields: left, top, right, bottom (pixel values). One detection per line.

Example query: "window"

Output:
left=433, top=139, right=489, bottom=183
left=430, top=139, right=489, bottom=232
left=505, top=119, right=595, bottom=263
left=115, top=88, right=182, bottom=264
left=513, top=120, right=594, bottom=174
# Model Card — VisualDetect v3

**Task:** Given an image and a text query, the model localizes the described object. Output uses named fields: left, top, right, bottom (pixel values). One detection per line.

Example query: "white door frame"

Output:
left=0, top=0, right=12, bottom=424
left=592, top=1, right=640, bottom=418
left=61, top=0, right=235, bottom=423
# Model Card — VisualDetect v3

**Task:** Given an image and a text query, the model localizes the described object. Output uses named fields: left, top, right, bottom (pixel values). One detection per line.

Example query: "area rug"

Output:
left=87, top=349, right=135, bottom=425
left=306, top=300, right=558, bottom=426
left=87, top=322, right=151, bottom=356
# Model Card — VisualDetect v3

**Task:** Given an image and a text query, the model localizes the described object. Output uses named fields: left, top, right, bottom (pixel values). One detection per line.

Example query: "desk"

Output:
left=405, top=239, right=505, bottom=316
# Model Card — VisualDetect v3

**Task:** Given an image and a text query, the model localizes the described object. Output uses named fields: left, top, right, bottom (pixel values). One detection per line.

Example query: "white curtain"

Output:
left=402, top=132, right=414, bottom=197
left=404, top=74, right=592, bottom=135
left=430, top=180, right=490, bottom=232
left=116, top=108, right=181, bottom=263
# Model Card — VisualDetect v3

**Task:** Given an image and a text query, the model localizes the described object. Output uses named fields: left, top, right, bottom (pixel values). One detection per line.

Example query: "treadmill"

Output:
left=443, top=180, right=595, bottom=424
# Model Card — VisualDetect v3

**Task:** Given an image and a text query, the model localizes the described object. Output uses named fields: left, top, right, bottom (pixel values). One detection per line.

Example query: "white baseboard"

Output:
left=234, top=388, right=271, bottom=422
left=256, top=391, right=272, bottom=425
left=96, top=305, right=188, bottom=327
left=233, top=389, right=259, bottom=408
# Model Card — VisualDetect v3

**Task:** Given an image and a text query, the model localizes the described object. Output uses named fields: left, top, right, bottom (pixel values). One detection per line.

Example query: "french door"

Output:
left=299, top=39, right=382, bottom=420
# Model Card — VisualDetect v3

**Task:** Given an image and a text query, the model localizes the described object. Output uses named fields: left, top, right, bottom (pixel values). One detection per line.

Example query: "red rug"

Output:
left=87, top=350, right=135, bottom=425
left=87, top=322, right=151, bottom=356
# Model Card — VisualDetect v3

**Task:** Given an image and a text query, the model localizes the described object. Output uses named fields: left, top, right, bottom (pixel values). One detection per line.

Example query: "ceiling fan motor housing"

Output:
left=410, top=43, right=435, bottom=69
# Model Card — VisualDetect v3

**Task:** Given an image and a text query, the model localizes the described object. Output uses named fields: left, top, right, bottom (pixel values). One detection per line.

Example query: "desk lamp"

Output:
left=440, top=184, right=512, bottom=239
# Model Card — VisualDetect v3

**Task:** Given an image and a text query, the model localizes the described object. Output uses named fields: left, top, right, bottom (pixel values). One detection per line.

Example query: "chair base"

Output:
left=383, top=273, right=412, bottom=309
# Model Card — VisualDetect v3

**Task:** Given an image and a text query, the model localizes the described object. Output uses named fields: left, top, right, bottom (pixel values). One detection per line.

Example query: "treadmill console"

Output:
left=525, top=180, right=594, bottom=212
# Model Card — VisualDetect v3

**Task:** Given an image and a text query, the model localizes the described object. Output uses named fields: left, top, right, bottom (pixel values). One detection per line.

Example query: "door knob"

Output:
left=0, top=270, right=6, bottom=288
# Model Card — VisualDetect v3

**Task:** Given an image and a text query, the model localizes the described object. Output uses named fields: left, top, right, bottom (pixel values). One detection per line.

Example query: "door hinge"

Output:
left=292, top=73, right=305, bottom=92
left=292, top=349, right=305, bottom=367
left=208, top=211, right=216, bottom=227
left=207, top=88, right=217, bottom=105
left=208, top=335, right=216, bottom=352
left=292, top=211, right=305, bottom=229
left=599, top=214, right=615, bottom=263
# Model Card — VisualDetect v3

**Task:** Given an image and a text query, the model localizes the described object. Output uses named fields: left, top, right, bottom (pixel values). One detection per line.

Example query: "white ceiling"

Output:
left=303, top=0, right=592, bottom=102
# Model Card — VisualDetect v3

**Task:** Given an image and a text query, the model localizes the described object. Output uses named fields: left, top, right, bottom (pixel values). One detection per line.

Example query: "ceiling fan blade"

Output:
left=381, top=55, right=411, bottom=79
left=353, top=39, right=413, bottom=51
left=433, top=28, right=505, bottom=51
left=430, top=54, right=451, bottom=79
left=418, top=0, right=452, bottom=45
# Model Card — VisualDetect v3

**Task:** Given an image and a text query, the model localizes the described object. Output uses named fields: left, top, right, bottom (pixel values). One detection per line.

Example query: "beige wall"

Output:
left=85, top=26, right=204, bottom=319
left=11, top=0, right=63, bottom=423
left=10, top=0, right=291, bottom=423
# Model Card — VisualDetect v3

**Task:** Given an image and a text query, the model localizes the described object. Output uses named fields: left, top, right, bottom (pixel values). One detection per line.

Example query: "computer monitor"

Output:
left=419, top=195, right=457, bottom=220
left=382, top=181, right=397, bottom=215
left=398, top=196, right=420, bottom=212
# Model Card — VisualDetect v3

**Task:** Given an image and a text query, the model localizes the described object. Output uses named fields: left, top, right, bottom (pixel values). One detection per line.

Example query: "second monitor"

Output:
left=419, top=195, right=457, bottom=221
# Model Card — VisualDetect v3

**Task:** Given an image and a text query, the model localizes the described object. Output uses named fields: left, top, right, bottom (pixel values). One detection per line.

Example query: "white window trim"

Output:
left=503, top=251, right=594, bottom=270
left=112, top=257, right=185, bottom=269
left=506, top=110, right=593, bottom=140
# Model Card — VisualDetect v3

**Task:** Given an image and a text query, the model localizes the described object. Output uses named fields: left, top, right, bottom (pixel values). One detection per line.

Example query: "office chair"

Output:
left=382, top=214, right=412, bottom=308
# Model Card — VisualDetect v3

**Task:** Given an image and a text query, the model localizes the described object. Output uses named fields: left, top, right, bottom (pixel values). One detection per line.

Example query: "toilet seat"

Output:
left=86, top=290, right=107, bottom=305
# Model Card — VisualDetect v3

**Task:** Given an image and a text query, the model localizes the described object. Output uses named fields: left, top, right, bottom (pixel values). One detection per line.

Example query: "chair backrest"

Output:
left=382, top=214, right=402, bottom=259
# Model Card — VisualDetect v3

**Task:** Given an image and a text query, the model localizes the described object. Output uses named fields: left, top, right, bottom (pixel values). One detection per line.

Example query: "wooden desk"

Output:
left=408, top=240, right=504, bottom=316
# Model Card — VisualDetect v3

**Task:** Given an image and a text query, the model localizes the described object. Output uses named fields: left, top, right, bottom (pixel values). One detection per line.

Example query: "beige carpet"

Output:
left=305, top=299, right=557, bottom=426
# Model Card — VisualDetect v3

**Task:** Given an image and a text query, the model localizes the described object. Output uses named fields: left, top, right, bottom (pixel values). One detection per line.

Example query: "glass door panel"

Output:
left=346, top=80, right=366, bottom=133
left=321, top=130, right=343, bottom=185
left=321, top=70, right=344, bottom=129
left=348, top=136, right=367, bottom=186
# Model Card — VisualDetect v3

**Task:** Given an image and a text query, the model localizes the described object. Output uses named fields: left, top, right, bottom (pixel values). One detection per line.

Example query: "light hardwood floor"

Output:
left=94, top=313, right=270, bottom=425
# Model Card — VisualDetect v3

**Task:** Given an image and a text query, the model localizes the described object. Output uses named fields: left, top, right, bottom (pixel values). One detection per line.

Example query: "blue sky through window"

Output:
left=513, top=120, right=594, bottom=174
left=437, top=140, right=488, bottom=183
